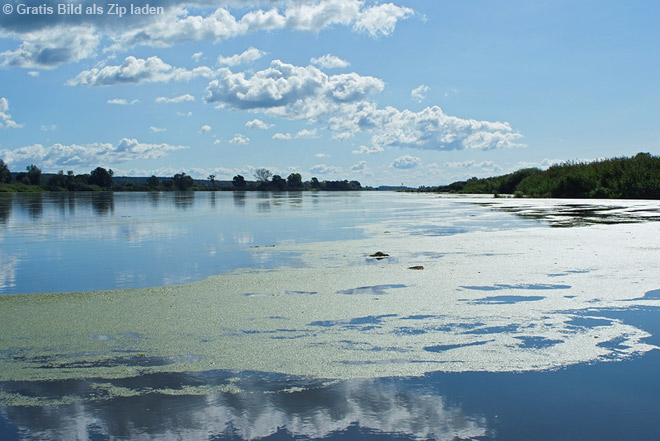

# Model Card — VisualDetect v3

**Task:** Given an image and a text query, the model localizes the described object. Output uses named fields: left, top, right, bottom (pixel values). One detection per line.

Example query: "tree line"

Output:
left=439, top=152, right=660, bottom=199
left=0, top=162, right=362, bottom=192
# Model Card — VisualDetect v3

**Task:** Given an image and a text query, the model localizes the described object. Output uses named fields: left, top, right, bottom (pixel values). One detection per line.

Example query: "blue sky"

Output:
left=1, top=0, right=658, bottom=186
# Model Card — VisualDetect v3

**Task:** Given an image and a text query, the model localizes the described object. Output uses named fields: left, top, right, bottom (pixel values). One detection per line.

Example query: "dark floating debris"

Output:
left=369, top=251, right=390, bottom=260
left=408, top=265, right=424, bottom=270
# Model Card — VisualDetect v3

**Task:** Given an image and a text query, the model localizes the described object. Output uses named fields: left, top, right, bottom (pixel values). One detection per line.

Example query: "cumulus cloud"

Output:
left=0, top=26, right=99, bottom=69
left=295, top=128, right=318, bottom=138
left=0, top=1, right=415, bottom=71
left=107, top=98, right=140, bottom=105
left=332, top=103, right=525, bottom=151
left=40, top=124, right=56, bottom=131
left=155, top=94, right=196, bottom=104
left=200, top=124, right=212, bottom=133
left=392, top=155, right=421, bottom=169
left=113, top=1, right=412, bottom=50
left=204, top=60, right=384, bottom=120
left=68, top=56, right=215, bottom=87
left=310, top=164, right=342, bottom=174
left=310, top=54, right=350, bottom=69
left=316, top=153, right=330, bottom=158
left=411, top=84, right=429, bottom=103
left=245, top=118, right=274, bottom=130
left=149, top=126, right=166, bottom=133
left=0, top=97, right=23, bottom=129
left=272, top=132, right=292, bottom=140
left=352, top=145, right=384, bottom=154
left=0, top=138, right=187, bottom=169
left=229, top=133, right=250, bottom=144
left=217, top=47, right=266, bottom=66
left=351, top=160, right=367, bottom=171
left=353, top=3, right=414, bottom=37
left=203, top=57, right=523, bottom=152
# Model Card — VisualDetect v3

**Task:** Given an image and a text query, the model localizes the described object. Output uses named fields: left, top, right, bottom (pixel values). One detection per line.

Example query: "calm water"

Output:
left=0, top=191, right=535, bottom=295
left=1, top=191, right=660, bottom=440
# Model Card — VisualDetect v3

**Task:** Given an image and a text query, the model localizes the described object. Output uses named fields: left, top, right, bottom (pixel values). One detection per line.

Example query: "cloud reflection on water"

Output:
left=0, top=374, right=487, bottom=441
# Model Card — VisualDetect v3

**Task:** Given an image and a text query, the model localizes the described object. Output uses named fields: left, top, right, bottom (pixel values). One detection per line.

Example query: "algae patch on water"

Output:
left=1, top=221, right=660, bottom=393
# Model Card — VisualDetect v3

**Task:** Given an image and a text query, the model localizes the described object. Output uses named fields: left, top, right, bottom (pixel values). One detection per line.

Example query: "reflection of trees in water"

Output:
left=148, top=191, right=161, bottom=208
left=0, top=195, right=11, bottom=224
left=257, top=192, right=271, bottom=213
left=15, top=193, right=43, bottom=220
left=174, top=192, right=195, bottom=210
left=91, top=192, right=114, bottom=216
left=233, top=191, right=246, bottom=209
left=1, top=373, right=486, bottom=441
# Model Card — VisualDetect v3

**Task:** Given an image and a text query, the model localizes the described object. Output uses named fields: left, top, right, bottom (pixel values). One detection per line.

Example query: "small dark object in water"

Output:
left=369, top=251, right=390, bottom=260
left=408, top=265, right=424, bottom=270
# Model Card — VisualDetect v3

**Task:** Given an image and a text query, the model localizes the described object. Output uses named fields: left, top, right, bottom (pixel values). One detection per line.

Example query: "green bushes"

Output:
left=451, top=153, right=660, bottom=199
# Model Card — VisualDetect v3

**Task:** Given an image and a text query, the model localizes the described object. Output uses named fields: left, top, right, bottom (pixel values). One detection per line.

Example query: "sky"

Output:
left=0, top=0, right=658, bottom=187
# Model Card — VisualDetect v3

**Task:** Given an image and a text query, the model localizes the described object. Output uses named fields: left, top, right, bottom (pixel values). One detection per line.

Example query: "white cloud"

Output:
left=118, top=1, right=414, bottom=48
left=0, top=2, right=415, bottom=72
left=446, top=160, right=495, bottom=168
left=392, top=155, right=421, bottom=169
left=0, top=26, right=99, bottom=69
left=245, top=118, right=274, bottom=130
left=411, top=84, right=429, bottom=103
left=353, top=3, right=414, bottom=37
left=200, top=124, right=212, bottom=133
left=0, top=97, right=23, bottom=129
left=40, top=124, right=57, bottom=132
left=310, top=54, right=350, bottom=69
left=310, top=164, right=342, bottom=174
left=272, top=132, right=292, bottom=140
left=107, top=98, right=140, bottom=105
left=150, top=126, right=167, bottom=133
left=351, top=160, right=367, bottom=171
left=68, top=56, right=215, bottom=87
left=0, top=138, right=187, bottom=169
left=204, top=59, right=523, bottom=152
left=229, top=133, right=250, bottom=144
left=204, top=60, right=384, bottom=120
left=352, top=145, right=384, bottom=154
left=217, top=47, right=266, bottom=66
left=316, top=153, right=330, bottom=158
left=333, top=104, right=525, bottom=151
left=27, top=71, right=39, bottom=78
left=295, top=128, right=318, bottom=138
left=155, top=94, right=196, bottom=104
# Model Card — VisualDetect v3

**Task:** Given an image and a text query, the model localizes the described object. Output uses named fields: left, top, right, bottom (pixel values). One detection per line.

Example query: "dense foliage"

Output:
left=0, top=163, right=362, bottom=193
left=446, top=153, right=660, bottom=199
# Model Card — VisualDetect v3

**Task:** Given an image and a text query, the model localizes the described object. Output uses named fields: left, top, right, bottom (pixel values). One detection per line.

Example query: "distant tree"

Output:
left=26, top=164, right=41, bottom=185
left=286, top=173, right=303, bottom=190
left=232, top=175, right=246, bottom=189
left=147, top=175, right=160, bottom=189
left=89, top=167, right=113, bottom=188
left=310, top=177, right=321, bottom=189
left=0, top=160, right=10, bottom=183
left=172, top=172, right=194, bottom=191
left=208, top=174, right=216, bottom=188
left=47, top=170, right=68, bottom=191
left=254, top=168, right=272, bottom=183
left=271, top=174, right=287, bottom=191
